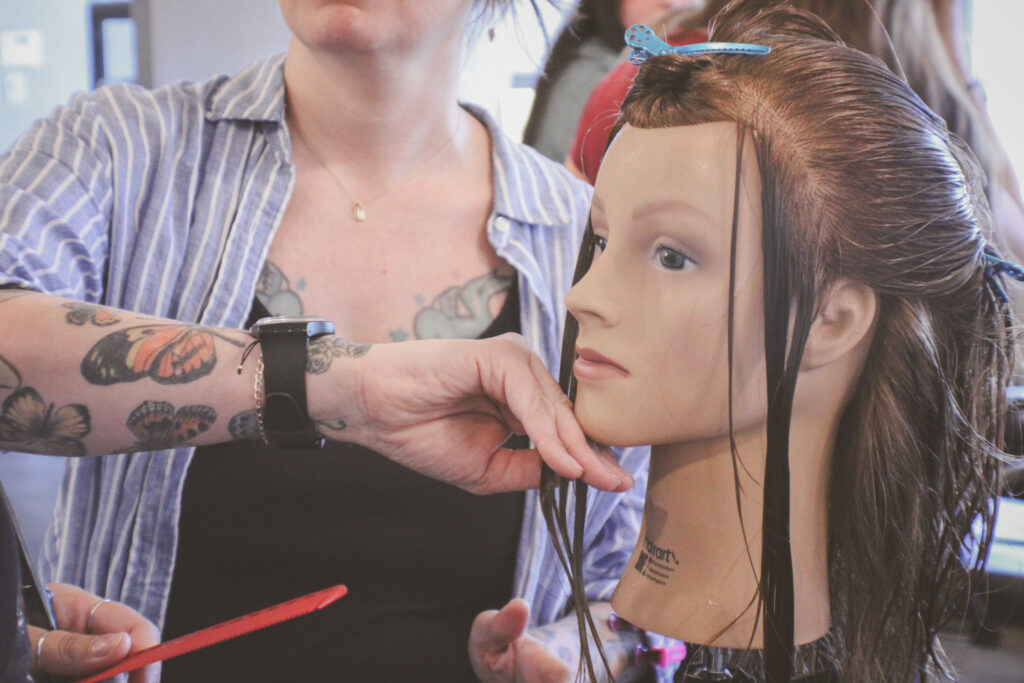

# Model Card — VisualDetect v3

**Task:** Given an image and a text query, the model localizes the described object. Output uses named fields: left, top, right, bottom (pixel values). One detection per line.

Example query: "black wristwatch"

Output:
left=250, top=316, right=335, bottom=448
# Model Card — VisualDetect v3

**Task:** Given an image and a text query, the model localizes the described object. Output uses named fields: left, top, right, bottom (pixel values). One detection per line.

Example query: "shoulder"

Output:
left=8, top=54, right=285, bottom=160
left=28, top=78, right=212, bottom=144
left=94, top=53, right=285, bottom=124
left=3, top=83, right=203, bottom=173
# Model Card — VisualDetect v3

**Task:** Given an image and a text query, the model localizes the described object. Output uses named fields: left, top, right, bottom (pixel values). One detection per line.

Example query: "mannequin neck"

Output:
left=611, top=414, right=835, bottom=648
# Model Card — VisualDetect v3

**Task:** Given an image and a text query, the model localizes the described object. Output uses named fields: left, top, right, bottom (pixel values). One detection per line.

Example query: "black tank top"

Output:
left=163, top=285, right=525, bottom=682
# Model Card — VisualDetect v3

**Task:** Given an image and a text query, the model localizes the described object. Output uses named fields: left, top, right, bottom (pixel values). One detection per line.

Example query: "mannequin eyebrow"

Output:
left=632, top=198, right=716, bottom=224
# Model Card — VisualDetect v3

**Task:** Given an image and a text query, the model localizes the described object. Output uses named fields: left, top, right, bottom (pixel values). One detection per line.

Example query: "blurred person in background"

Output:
left=565, top=0, right=730, bottom=182
left=523, top=0, right=698, bottom=164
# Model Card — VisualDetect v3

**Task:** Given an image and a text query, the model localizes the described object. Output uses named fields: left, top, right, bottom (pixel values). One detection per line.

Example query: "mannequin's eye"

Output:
left=593, top=235, right=608, bottom=253
left=656, top=246, right=693, bottom=271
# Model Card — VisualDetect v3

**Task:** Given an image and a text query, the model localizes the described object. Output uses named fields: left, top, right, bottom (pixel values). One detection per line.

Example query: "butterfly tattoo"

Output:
left=0, top=387, right=90, bottom=456
left=127, top=400, right=216, bottom=449
left=63, top=301, right=121, bottom=326
left=81, top=324, right=244, bottom=385
left=228, top=409, right=259, bottom=440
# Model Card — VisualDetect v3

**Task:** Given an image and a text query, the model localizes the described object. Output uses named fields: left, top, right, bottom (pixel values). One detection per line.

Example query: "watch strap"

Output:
left=258, top=325, right=323, bottom=448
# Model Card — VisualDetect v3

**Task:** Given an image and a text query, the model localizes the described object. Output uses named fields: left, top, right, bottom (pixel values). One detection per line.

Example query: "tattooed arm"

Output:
left=469, top=600, right=648, bottom=683
left=0, top=288, right=255, bottom=455
left=0, top=289, right=631, bottom=493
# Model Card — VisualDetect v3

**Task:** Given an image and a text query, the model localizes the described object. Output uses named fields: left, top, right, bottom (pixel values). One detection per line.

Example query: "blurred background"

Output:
left=0, top=1, right=1022, bottom=680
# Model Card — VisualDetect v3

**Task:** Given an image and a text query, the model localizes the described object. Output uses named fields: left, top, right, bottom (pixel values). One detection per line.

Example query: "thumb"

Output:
left=471, top=599, right=531, bottom=654
left=30, top=627, right=131, bottom=677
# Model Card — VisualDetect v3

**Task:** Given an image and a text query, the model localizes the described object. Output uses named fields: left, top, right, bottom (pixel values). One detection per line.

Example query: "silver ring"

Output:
left=35, top=630, right=50, bottom=669
left=87, top=598, right=112, bottom=631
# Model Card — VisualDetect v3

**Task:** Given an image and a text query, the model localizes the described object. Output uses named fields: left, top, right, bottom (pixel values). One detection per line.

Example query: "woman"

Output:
left=0, top=0, right=648, bottom=679
left=544, top=1, right=1012, bottom=680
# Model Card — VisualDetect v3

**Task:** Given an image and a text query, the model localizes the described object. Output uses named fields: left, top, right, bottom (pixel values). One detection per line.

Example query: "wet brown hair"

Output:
left=787, top=0, right=1011, bottom=211
left=541, top=1, right=1013, bottom=681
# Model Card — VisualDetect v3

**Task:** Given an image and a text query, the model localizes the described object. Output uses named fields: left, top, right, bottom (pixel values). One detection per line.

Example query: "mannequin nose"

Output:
left=565, top=255, right=622, bottom=327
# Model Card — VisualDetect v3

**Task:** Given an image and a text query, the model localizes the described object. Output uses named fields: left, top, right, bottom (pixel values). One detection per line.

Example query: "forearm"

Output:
left=530, top=602, right=645, bottom=683
left=0, top=288, right=268, bottom=455
left=0, top=289, right=626, bottom=493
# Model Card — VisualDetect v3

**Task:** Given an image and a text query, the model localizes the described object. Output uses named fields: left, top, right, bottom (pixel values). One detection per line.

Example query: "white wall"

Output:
left=0, top=0, right=92, bottom=150
left=460, top=3, right=567, bottom=140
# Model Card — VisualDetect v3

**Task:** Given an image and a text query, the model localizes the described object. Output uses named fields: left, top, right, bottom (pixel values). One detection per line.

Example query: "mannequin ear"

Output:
left=801, top=278, right=878, bottom=370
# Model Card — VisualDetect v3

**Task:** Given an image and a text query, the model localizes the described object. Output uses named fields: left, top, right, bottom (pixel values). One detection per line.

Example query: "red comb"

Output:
left=74, top=584, right=347, bottom=683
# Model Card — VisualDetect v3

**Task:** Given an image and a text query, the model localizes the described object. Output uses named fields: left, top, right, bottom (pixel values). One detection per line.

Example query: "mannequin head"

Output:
left=541, top=1, right=1012, bottom=681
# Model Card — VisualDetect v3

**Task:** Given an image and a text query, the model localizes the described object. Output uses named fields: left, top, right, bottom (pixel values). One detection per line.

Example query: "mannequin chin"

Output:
left=567, top=122, right=877, bottom=648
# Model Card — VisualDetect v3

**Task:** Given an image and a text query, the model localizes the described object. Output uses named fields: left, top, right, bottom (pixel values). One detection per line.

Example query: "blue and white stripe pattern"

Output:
left=0, top=54, right=649, bottom=631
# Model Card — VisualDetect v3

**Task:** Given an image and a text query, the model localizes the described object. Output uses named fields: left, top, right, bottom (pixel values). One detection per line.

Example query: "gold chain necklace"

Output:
left=291, top=115, right=461, bottom=223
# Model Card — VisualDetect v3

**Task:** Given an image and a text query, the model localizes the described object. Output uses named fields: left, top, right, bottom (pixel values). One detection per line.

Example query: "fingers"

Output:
left=470, top=599, right=531, bottom=655
left=470, top=445, right=542, bottom=493
left=476, top=335, right=633, bottom=493
left=547, top=380, right=632, bottom=492
left=44, top=583, right=162, bottom=683
left=516, top=634, right=574, bottom=683
left=471, top=443, right=629, bottom=496
left=89, top=600, right=161, bottom=652
left=28, top=624, right=131, bottom=677
left=517, top=343, right=632, bottom=492
left=469, top=599, right=531, bottom=681
left=48, top=583, right=160, bottom=649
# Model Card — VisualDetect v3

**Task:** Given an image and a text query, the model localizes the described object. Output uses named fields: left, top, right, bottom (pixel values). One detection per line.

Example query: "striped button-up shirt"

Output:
left=0, top=54, right=649, bottom=631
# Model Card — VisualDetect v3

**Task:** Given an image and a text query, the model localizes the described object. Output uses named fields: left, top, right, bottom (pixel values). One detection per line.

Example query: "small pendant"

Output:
left=352, top=201, right=367, bottom=222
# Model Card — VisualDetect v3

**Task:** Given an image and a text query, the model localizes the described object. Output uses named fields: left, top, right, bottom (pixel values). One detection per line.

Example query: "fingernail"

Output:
left=92, top=633, right=123, bottom=656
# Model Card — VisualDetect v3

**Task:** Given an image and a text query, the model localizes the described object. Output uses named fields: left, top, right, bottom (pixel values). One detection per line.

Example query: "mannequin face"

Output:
left=565, top=122, right=767, bottom=448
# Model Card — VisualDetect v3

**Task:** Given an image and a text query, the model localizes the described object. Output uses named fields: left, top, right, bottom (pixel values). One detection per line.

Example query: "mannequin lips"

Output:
left=574, top=346, right=630, bottom=379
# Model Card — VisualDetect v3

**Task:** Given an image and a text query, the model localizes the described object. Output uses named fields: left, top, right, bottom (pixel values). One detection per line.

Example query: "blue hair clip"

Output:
left=626, top=24, right=770, bottom=65
left=984, top=253, right=1024, bottom=304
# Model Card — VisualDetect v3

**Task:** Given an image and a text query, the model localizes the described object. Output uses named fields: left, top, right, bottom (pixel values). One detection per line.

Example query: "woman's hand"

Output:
left=312, top=333, right=634, bottom=495
left=28, top=583, right=160, bottom=683
left=469, top=599, right=573, bottom=683
left=470, top=599, right=645, bottom=683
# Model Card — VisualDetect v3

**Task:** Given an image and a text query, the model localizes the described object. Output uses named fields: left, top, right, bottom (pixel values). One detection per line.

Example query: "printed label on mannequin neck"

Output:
left=634, top=535, right=680, bottom=585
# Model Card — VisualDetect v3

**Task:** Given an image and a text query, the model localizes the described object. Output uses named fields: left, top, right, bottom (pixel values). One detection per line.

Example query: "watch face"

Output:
left=251, top=316, right=335, bottom=338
